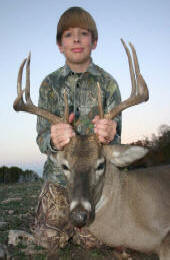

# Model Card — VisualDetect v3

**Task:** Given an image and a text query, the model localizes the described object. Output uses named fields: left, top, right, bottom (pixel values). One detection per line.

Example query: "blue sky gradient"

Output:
left=1, top=0, right=170, bottom=175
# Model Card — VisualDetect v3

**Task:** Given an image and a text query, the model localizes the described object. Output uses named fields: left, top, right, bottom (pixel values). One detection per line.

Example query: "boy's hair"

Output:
left=57, top=6, right=98, bottom=44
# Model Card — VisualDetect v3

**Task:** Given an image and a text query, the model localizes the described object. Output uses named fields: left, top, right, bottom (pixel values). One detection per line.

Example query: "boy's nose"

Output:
left=73, top=33, right=80, bottom=43
left=74, top=37, right=80, bottom=43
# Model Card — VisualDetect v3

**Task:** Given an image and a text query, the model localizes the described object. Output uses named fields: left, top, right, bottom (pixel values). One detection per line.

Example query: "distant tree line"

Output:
left=129, top=124, right=170, bottom=169
left=0, top=166, right=42, bottom=184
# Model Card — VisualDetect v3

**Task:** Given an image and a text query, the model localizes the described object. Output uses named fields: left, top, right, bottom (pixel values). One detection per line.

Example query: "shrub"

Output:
left=0, top=166, right=41, bottom=184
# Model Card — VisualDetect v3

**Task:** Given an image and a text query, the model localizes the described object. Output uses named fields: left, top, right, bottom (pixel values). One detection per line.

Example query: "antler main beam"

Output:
left=104, top=39, right=149, bottom=120
left=13, top=53, right=65, bottom=124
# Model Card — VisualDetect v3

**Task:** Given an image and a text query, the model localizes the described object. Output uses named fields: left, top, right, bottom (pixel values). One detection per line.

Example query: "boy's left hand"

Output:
left=92, top=115, right=117, bottom=144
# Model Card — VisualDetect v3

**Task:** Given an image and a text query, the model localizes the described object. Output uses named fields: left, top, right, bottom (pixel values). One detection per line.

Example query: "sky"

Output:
left=1, top=0, right=170, bottom=175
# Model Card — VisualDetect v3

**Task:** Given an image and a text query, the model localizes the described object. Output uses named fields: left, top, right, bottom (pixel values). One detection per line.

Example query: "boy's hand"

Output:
left=92, top=116, right=117, bottom=144
left=51, top=113, right=75, bottom=151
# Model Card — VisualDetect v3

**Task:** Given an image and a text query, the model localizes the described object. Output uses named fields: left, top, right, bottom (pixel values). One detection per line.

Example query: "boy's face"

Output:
left=58, top=27, right=97, bottom=68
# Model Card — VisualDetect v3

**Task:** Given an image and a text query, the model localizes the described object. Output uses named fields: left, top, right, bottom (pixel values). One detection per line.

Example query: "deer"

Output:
left=13, top=39, right=170, bottom=259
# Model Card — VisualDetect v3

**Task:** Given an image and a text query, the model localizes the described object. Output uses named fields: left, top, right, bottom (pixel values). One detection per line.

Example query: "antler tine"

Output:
left=129, top=42, right=140, bottom=77
left=64, top=89, right=69, bottom=123
left=121, top=39, right=136, bottom=97
left=25, top=52, right=33, bottom=105
left=97, top=82, right=104, bottom=119
left=129, top=42, right=149, bottom=99
left=104, top=39, right=149, bottom=120
left=13, top=54, right=63, bottom=125
left=13, top=58, right=27, bottom=110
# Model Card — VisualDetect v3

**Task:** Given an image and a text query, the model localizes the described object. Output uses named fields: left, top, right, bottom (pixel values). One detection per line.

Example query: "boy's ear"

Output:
left=92, top=40, right=97, bottom=50
left=57, top=42, right=64, bottom=54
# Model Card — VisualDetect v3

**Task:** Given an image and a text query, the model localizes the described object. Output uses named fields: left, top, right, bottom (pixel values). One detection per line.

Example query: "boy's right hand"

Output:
left=50, top=113, right=75, bottom=151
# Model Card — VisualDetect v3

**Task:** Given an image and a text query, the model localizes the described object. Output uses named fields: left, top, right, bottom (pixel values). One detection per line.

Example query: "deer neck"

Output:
left=95, top=163, right=121, bottom=213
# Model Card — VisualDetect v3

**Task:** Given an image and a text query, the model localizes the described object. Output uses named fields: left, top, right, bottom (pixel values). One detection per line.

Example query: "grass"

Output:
left=0, top=182, right=158, bottom=259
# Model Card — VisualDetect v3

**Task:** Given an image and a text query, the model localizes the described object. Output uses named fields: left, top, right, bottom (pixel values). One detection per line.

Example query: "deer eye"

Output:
left=96, top=162, right=105, bottom=171
left=62, top=164, right=69, bottom=171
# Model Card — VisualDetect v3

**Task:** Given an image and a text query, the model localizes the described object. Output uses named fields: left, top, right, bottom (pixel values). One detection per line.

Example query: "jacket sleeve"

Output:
left=36, top=77, right=54, bottom=155
left=105, top=78, right=122, bottom=144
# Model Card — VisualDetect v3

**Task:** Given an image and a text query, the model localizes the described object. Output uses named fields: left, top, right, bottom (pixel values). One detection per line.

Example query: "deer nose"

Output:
left=70, top=210, right=88, bottom=228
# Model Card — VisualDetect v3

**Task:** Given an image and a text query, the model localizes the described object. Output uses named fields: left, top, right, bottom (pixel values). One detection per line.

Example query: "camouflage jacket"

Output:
left=36, top=61, right=121, bottom=185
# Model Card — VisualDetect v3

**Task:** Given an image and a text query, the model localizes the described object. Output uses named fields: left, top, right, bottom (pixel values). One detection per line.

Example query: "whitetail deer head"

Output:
left=13, top=39, right=149, bottom=228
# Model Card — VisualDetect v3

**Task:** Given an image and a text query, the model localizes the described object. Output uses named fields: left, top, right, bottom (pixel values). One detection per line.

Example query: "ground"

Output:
left=0, top=182, right=158, bottom=259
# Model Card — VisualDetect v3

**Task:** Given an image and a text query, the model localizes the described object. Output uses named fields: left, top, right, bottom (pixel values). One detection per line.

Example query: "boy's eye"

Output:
left=64, top=32, right=72, bottom=38
left=81, top=30, right=89, bottom=36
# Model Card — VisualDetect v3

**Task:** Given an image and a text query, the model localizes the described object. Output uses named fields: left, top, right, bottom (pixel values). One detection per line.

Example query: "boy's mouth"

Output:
left=71, top=48, right=84, bottom=53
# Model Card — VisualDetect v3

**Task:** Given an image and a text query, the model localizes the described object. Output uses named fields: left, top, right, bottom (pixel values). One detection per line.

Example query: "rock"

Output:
left=8, top=230, right=35, bottom=246
left=8, top=210, right=14, bottom=215
left=19, top=213, right=29, bottom=219
left=0, top=222, right=8, bottom=228
left=2, top=197, right=22, bottom=204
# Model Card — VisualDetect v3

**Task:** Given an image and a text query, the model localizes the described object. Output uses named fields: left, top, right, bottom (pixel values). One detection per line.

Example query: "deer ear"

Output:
left=103, top=145, right=148, bottom=167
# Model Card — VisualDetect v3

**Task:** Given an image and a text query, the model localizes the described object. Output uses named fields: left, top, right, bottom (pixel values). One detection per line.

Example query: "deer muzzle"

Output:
left=70, top=203, right=91, bottom=228
left=70, top=209, right=88, bottom=228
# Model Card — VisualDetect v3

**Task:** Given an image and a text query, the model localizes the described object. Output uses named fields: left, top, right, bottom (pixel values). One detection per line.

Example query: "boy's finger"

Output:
left=69, top=113, right=75, bottom=124
left=92, top=115, right=100, bottom=123
left=96, top=129, right=108, bottom=138
left=56, top=137, right=71, bottom=150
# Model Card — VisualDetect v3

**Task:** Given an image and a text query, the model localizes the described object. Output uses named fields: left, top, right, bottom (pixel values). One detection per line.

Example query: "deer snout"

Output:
left=70, top=201, right=92, bottom=228
left=70, top=210, right=88, bottom=228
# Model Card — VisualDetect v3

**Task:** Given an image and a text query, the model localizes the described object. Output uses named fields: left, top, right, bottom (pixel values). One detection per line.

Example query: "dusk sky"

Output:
left=1, top=0, right=170, bottom=175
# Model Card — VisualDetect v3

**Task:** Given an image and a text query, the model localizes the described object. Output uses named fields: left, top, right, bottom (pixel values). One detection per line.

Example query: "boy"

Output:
left=36, top=6, right=121, bottom=185
left=34, top=6, right=121, bottom=249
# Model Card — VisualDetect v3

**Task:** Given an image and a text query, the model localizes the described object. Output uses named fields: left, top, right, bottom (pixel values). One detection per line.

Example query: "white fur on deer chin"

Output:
left=70, top=200, right=92, bottom=212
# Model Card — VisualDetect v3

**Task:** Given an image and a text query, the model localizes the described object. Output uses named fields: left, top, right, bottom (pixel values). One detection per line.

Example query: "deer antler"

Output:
left=103, top=39, right=149, bottom=120
left=13, top=53, right=68, bottom=124
left=97, top=82, right=104, bottom=119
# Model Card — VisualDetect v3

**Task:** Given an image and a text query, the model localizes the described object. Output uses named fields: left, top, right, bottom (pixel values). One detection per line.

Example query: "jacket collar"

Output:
left=62, top=59, right=101, bottom=78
